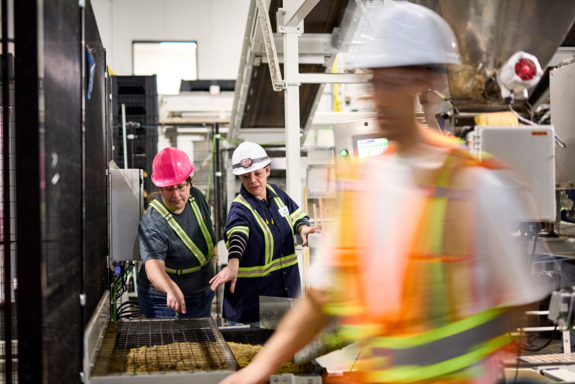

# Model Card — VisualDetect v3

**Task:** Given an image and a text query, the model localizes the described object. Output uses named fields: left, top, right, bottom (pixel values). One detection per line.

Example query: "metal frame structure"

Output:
left=228, top=0, right=371, bottom=205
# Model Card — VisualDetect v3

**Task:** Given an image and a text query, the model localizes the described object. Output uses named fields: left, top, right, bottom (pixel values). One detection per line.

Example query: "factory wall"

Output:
left=91, top=0, right=250, bottom=79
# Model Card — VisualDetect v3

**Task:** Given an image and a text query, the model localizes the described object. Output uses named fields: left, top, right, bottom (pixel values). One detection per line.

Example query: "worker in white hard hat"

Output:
left=219, top=2, right=550, bottom=383
left=137, top=147, right=217, bottom=318
left=209, top=141, right=320, bottom=326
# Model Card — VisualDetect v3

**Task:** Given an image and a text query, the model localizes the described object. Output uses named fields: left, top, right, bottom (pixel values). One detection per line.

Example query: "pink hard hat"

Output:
left=151, top=147, right=195, bottom=187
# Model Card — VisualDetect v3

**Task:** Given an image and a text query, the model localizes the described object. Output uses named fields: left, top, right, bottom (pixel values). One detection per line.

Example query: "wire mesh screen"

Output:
left=92, top=318, right=237, bottom=376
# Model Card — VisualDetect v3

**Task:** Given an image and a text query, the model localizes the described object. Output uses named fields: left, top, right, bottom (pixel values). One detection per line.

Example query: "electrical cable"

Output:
left=117, top=300, right=142, bottom=319
left=508, top=105, right=535, bottom=126
left=111, top=261, right=141, bottom=320
left=508, top=104, right=566, bottom=148
left=521, top=326, right=559, bottom=352
left=456, top=125, right=475, bottom=140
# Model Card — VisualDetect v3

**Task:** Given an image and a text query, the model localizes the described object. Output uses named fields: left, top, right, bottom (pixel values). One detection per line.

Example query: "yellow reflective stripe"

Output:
left=189, top=197, right=214, bottom=257
left=289, top=207, right=307, bottom=223
left=372, top=307, right=503, bottom=349
left=324, top=301, right=364, bottom=316
left=429, top=197, right=447, bottom=254
left=367, top=333, right=512, bottom=383
left=336, top=323, right=379, bottom=340
left=237, top=253, right=298, bottom=278
left=149, top=199, right=170, bottom=216
left=226, top=226, right=249, bottom=238
left=427, top=153, right=457, bottom=255
left=267, top=184, right=295, bottom=230
left=234, top=195, right=274, bottom=264
left=149, top=199, right=208, bottom=266
left=275, top=196, right=294, bottom=228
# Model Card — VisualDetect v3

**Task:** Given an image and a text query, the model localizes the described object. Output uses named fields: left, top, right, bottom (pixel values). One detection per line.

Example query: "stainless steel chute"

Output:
left=411, top=0, right=575, bottom=112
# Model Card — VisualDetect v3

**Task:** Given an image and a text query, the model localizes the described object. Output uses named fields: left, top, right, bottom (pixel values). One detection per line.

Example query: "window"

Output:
left=133, top=41, right=198, bottom=95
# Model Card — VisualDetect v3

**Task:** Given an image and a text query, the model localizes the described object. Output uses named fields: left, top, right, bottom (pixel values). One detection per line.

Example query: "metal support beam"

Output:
left=282, top=24, right=304, bottom=206
left=279, top=0, right=320, bottom=27
left=277, top=1, right=322, bottom=207
left=299, top=72, right=372, bottom=84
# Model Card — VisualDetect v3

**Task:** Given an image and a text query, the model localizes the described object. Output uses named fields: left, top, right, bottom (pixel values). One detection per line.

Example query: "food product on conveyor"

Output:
left=226, top=341, right=306, bottom=374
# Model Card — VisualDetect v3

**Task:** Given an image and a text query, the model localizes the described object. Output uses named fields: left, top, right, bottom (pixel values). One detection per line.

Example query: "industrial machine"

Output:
left=83, top=292, right=238, bottom=384
left=82, top=1, right=575, bottom=383
left=85, top=167, right=326, bottom=382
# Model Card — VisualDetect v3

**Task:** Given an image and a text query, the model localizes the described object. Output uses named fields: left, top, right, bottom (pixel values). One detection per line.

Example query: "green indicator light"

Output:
left=340, top=148, right=349, bottom=157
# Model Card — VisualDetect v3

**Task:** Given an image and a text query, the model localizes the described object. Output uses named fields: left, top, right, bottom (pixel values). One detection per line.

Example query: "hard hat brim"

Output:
left=232, top=158, right=271, bottom=176
left=152, top=168, right=194, bottom=187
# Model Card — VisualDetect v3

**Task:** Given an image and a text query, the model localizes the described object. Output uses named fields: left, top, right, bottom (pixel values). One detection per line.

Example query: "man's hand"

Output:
left=298, top=225, right=321, bottom=247
left=145, top=259, right=187, bottom=314
left=166, top=283, right=186, bottom=314
left=209, top=258, right=240, bottom=293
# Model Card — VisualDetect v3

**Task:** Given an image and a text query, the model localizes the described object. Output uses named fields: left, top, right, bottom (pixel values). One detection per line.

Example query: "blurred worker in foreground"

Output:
left=209, top=142, right=320, bottom=326
left=219, top=2, right=550, bottom=383
left=137, top=147, right=217, bottom=318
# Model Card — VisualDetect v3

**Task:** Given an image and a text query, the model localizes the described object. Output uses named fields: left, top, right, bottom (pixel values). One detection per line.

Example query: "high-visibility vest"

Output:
left=229, top=184, right=305, bottom=278
left=149, top=197, right=215, bottom=275
left=324, top=142, right=514, bottom=383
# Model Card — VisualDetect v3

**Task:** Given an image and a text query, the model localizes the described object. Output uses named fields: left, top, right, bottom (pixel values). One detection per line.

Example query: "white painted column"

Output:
left=280, top=20, right=303, bottom=206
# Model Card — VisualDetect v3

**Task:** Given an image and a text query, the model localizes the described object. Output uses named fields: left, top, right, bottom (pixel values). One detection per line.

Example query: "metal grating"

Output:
left=92, top=318, right=237, bottom=377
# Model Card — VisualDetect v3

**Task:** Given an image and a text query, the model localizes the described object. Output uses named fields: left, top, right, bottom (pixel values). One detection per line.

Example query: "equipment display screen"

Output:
left=353, top=135, right=388, bottom=158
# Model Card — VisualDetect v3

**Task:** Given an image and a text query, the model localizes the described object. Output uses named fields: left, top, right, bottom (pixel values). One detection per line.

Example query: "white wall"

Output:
left=91, top=0, right=250, bottom=79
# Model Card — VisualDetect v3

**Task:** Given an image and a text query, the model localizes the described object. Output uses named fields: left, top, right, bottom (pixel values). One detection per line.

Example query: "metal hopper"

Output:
left=411, top=0, right=575, bottom=114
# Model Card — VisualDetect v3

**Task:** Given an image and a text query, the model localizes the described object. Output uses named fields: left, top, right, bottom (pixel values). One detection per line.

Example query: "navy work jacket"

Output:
left=223, top=183, right=307, bottom=323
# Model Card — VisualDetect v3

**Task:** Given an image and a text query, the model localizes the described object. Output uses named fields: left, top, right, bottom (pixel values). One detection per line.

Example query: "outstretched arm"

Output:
left=298, top=224, right=321, bottom=247
left=145, top=259, right=187, bottom=314
left=219, top=288, right=331, bottom=384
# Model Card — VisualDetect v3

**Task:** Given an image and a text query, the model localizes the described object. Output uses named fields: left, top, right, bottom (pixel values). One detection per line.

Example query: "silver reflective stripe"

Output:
left=149, top=199, right=211, bottom=269
left=165, top=265, right=202, bottom=275
left=371, top=309, right=513, bottom=368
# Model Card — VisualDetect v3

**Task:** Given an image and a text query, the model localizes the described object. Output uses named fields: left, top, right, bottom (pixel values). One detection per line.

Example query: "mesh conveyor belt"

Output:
left=91, top=318, right=237, bottom=376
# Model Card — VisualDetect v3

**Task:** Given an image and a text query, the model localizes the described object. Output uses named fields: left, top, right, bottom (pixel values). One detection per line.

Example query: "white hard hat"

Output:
left=231, top=142, right=271, bottom=175
left=351, top=1, right=460, bottom=69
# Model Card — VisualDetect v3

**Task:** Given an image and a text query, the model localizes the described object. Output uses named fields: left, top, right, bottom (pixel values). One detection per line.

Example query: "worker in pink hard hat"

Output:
left=137, top=147, right=218, bottom=318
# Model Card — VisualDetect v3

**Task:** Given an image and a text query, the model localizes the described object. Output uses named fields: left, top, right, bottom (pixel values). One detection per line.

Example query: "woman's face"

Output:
left=239, top=165, right=270, bottom=200
left=159, top=180, right=191, bottom=213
